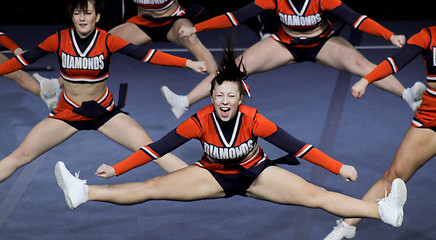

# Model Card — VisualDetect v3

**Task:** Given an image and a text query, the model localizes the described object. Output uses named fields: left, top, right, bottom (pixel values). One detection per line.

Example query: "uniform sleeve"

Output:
left=0, top=33, right=20, bottom=52
left=37, top=33, right=60, bottom=53
left=0, top=32, right=55, bottom=75
left=326, top=0, right=393, bottom=40
left=108, top=34, right=187, bottom=68
left=365, top=29, right=428, bottom=84
left=255, top=113, right=343, bottom=174
left=113, top=129, right=191, bottom=176
left=113, top=116, right=202, bottom=176
left=194, top=2, right=268, bottom=33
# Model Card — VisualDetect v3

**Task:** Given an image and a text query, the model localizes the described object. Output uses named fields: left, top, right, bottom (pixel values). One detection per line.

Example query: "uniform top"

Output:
left=365, top=26, right=436, bottom=83
left=113, top=104, right=343, bottom=176
left=0, top=28, right=187, bottom=81
left=133, top=0, right=176, bottom=12
left=193, top=0, right=394, bottom=41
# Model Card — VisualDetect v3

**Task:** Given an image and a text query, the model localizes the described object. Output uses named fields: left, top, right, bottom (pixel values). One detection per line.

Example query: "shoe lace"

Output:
left=74, top=171, right=87, bottom=184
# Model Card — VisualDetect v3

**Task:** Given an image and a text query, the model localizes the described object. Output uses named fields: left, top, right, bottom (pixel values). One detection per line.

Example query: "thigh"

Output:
left=247, top=166, right=322, bottom=206
left=240, top=38, right=295, bottom=74
left=316, top=36, right=373, bottom=76
left=97, top=113, right=152, bottom=151
left=0, top=52, right=9, bottom=63
left=147, top=166, right=226, bottom=200
left=12, top=118, right=78, bottom=161
left=388, top=126, right=436, bottom=181
left=166, top=18, right=194, bottom=46
left=109, top=22, right=152, bottom=45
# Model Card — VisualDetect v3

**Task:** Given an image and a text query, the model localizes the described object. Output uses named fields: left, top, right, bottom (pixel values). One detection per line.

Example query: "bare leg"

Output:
left=0, top=118, right=77, bottom=182
left=184, top=37, right=295, bottom=106
left=247, top=166, right=380, bottom=218
left=167, top=18, right=217, bottom=75
left=109, top=22, right=152, bottom=45
left=344, top=126, right=436, bottom=226
left=88, top=166, right=224, bottom=204
left=316, top=36, right=404, bottom=97
left=0, top=53, right=40, bottom=96
left=97, top=113, right=188, bottom=173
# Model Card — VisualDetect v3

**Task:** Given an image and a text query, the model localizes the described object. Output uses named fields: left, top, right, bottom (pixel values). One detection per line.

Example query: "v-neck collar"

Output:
left=211, top=111, right=241, bottom=148
left=288, top=0, right=310, bottom=16
left=71, top=29, right=98, bottom=57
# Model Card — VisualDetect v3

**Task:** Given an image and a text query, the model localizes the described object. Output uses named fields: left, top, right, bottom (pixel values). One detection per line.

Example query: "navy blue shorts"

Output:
left=208, top=160, right=276, bottom=198
left=136, top=20, right=176, bottom=42
left=282, top=35, right=331, bottom=62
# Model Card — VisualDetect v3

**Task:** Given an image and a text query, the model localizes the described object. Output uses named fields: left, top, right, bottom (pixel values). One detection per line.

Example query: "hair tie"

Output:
left=241, top=80, right=251, bottom=98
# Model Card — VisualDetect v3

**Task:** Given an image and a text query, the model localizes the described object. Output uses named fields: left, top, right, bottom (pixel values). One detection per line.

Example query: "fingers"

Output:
left=95, top=164, right=115, bottom=178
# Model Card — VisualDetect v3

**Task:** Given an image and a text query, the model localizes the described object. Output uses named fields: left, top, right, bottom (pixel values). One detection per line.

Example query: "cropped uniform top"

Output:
left=113, top=104, right=343, bottom=175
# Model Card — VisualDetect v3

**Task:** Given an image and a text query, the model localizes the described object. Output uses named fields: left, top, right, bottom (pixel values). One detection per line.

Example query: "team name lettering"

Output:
left=433, top=46, right=436, bottom=66
left=203, top=140, right=256, bottom=160
left=61, top=52, right=104, bottom=70
left=278, top=13, right=322, bottom=27
left=134, top=0, right=168, bottom=4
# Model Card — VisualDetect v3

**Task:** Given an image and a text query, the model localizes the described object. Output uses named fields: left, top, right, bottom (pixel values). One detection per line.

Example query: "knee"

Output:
left=381, top=167, right=402, bottom=183
left=353, top=57, right=374, bottom=73
left=301, top=185, right=330, bottom=208
left=141, top=177, right=165, bottom=199
left=8, top=148, right=35, bottom=167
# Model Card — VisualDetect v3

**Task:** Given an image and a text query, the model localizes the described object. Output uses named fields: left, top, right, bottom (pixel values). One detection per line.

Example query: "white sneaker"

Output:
left=33, top=73, right=62, bottom=111
left=324, top=219, right=356, bottom=240
left=55, top=161, right=88, bottom=209
left=377, top=178, right=407, bottom=227
left=403, top=82, right=426, bottom=111
left=160, top=86, right=189, bottom=119
left=411, top=81, right=426, bottom=100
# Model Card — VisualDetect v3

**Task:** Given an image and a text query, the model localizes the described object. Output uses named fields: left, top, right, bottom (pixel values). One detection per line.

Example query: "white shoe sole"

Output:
left=160, top=86, right=187, bottom=119
left=411, top=82, right=426, bottom=101
left=390, top=178, right=407, bottom=227
left=55, top=161, right=75, bottom=209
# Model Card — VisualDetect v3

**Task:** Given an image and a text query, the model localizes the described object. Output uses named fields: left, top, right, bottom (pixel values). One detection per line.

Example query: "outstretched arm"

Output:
left=96, top=116, right=202, bottom=178
left=253, top=113, right=353, bottom=178
left=96, top=129, right=190, bottom=178
left=351, top=43, right=424, bottom=98
left=327, top=1, right=405, bottom=46
left=116, top=41, right=207, bottom=73
left=179, top=2, right=269, bottom=37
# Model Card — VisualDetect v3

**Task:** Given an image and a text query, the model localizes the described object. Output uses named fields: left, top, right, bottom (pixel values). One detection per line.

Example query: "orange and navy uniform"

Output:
left=0, top=28, right=187, bottom=81
left=193, top=0, right=394, bottom=47
left=0, top=28, right=188, bottom=123
left=113, top=104, right=343, bottom=176
left=363, top=26, right=436, bottom=128
left=127, top=0, right=186, bottom=28
left=0, top=31, right=20, bottom=53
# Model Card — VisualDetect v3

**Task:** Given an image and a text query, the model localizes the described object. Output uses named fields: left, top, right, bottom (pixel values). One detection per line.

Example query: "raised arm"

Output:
left=0, top=32, right=56, bottom=76
left=109, top=34, right=207, bottom=73
left=96, top=116, right=203, bottom=178
left=179, top=1, right=269, bottom=37
left=326, top=0, right=405, bottom=47
left=351, top=29, right=428, bottom=98
left=254, top=113, right=356, bottom=180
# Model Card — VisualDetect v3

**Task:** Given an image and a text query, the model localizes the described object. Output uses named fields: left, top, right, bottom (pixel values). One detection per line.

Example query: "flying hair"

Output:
left=210, top=33, right=249, bottom=97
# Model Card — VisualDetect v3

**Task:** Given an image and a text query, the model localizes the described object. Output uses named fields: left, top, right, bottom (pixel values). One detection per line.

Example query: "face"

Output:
left=72, top=1, right=100, bottom=38
left=211, top=81, right=243, bottom=121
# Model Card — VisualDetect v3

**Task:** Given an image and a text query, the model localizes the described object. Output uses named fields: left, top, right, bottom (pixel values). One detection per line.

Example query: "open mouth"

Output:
left=220, top=107, right=230, bottom=117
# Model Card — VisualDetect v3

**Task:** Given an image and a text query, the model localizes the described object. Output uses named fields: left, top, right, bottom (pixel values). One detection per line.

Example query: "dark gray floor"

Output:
left=0, top=21, right=435, bottom=240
